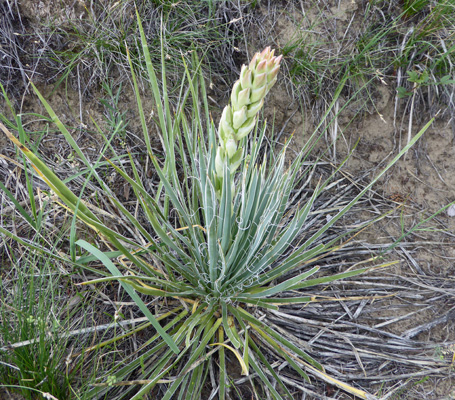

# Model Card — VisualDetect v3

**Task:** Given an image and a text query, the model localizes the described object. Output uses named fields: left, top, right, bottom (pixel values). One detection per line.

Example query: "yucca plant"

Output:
left=0, top=11, right=433, bottom=400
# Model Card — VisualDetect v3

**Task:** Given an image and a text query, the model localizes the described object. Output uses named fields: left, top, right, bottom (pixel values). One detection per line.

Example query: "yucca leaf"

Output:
left=77, top=250, right=125, bottom=264
left=233, top=306, right=322, bottom=371
left=243, top=266, right=319, bottom=298
left=76, top=239, right=179, bottom=353
left=291, top=266, right=373, bottom=290
left=221, top=303, right=240, bottom=348
left=244, top=331, right=293, bottom=399
left=256, top=243, right=326, bottom=286
left=219, top=161, right=233, bottom=253
left=0, top=123, right=97, bottom=220
left=188, top=362, right=208, bottom=400
left=160, top=318, right=222, bottom=400
left=185, top=306, right=206, bottom=348
left=218, top=325, right=226, bottom=400
left=242, top=328, right=249, bottom=374
left=235, top=298, right=279, bottom=310
left=252, top=323, right=310, bottom=382
left=1, top=125, right=152, bottom=260
left=243, top=296, right=312, bottom=305
left=241, top=179, right=322, bottom=282
left=127, top=309, right=216, bottom=400
left=86, top=309, right=188, bottom=399
left=246, top=354, right=285, bottom=399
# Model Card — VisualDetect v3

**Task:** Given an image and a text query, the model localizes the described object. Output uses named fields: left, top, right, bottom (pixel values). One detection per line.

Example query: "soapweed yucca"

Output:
left=0, top=11, right=433, bottom=400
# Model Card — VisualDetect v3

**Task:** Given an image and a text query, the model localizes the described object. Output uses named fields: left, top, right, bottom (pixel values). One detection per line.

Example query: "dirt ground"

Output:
left=1, top=0, right=454, bottom=399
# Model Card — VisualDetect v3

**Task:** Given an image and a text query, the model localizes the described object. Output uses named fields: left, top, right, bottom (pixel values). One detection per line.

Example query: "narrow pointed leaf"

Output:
left=76, top=240, right=179, bottom=353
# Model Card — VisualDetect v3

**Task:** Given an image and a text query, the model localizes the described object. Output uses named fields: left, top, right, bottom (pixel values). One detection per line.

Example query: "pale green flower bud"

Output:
left=236, top=88, right=250, bottom=109
left=230, top=82, right=242, bottom=110
left=235, top=117, right=256, bottom=140
left=250, top=85, right=267, bottom=103
left=267, top=64, right=280, bottom=83
left=225, top=138, right=237, bottom=158
left=248, top=54, right=258, bottom=70
left=220, top=120, right=235, bottom=141
left=215, top=147, right=225, bottom=177
left=220, top=106, right=235, bottom=140
left=233, top=106, right=248, bottom=130
left=230, top=148, right=243, bottom=173
left=247, top=99, right=264, bottom=119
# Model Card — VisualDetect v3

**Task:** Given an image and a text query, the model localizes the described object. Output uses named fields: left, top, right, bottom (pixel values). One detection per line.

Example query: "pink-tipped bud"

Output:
left=260, top=46, right=271, bottom=58
left=236, top=87, right=250, bottom=109
left=240, top=64, right=248, bottom=79
left=267, top=65, right=280, bottom=83
left=252, top=72, right=267, bottom=89
left=240, top=68, right=252, bottom=89
left=230, top=81, right=242, bottom=110
left=249, top=53, right=258, bottom=70
left=256, top=59, right=267, bottom=74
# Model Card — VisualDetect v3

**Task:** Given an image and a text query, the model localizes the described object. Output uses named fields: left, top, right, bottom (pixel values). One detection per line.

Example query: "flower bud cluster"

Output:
left=215, top=47, right=282, bottom=181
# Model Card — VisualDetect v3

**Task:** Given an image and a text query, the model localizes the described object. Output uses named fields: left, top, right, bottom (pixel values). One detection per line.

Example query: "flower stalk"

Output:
left=214, top=47, right=282, bottom=192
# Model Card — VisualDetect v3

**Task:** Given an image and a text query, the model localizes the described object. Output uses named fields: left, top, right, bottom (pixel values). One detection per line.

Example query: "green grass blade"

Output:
left=0, top=181, right=36, bottom=229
